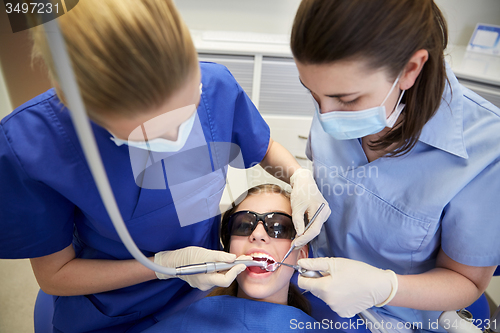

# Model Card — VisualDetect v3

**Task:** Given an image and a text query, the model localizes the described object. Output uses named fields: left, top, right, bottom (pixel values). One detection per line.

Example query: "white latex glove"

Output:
left=297, top=257, right=398, bottom=318
left=290, top=168, right=331, bottom=247
left=154, top=246, right=247, bottom=291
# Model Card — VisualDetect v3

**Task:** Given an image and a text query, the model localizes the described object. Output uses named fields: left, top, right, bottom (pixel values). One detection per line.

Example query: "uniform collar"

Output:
left=418, top=64, right=469, bottom=159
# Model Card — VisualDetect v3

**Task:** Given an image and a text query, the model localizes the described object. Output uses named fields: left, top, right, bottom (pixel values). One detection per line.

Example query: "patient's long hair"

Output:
left=208, top=184, right=312, bottom=316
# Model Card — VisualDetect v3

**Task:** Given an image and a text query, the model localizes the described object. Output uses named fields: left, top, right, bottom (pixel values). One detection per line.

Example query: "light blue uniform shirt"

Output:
left=306, top=66, right=500, bottom=332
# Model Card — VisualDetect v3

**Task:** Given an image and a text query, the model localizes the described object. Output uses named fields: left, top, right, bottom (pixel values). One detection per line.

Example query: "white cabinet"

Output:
left=263, top=115, right=312, bottom=168
left=245, top=115, right=313, bottom=192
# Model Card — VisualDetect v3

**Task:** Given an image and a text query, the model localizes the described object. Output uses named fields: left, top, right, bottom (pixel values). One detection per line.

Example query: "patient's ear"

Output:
left=297, top=245, right=309, bottom=260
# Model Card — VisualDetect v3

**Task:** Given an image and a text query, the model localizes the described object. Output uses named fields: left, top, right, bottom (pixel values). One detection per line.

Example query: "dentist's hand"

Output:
left=290, top=168, right=331, bottom=247
left=154, top=246, right=246, bottom=291
left=297, top=257, right=398, bottom=318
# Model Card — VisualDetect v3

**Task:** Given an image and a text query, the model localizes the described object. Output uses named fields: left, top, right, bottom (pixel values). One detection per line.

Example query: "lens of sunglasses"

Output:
left=228, top=211, right=295, bottom=239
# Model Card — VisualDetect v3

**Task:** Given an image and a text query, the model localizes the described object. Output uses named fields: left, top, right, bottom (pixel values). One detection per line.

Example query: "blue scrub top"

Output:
left=307, top=65, right=500, bottom=332
left=0, top=62, right=270, bottom=332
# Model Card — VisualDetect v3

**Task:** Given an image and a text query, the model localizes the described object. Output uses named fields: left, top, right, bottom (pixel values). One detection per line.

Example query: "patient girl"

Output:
left=210, top=183, right=310, bottom=313
left=143, top=184, right=316, bottom=332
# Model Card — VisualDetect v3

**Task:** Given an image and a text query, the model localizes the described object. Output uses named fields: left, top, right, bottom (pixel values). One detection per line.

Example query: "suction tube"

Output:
left=43, top=18, right=176, bottom=276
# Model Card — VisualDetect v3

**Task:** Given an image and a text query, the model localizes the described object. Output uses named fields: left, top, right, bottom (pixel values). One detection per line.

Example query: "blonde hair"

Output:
left=31, top=0, right=198, bottom=117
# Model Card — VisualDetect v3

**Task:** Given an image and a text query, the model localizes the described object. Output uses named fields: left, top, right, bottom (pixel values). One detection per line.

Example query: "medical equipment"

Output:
left=439, top=309, right=483, bottom=333
left=174, top=259, right=266, bottom=276
left=275, top=261, right=327, bottom=278
left=439, top=307, right=500, bottom=333
left=289, top=169, right=331, bottom=248
left=267, top=203, right=325, bottom=272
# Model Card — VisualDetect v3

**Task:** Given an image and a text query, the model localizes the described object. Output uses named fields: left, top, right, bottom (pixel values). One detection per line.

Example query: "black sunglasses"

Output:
left=227, top=210, right=296, bottom=240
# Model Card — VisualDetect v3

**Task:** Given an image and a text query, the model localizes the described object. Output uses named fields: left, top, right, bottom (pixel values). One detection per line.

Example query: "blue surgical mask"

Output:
left=314, top=75, right=405, bottom=140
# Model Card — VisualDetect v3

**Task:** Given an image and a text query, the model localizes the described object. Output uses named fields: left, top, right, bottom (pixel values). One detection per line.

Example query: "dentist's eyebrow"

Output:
left=299, top=77, right=359, bottom=98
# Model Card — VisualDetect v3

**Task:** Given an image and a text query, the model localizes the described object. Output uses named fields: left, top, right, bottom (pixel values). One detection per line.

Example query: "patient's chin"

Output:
left=237, top=284, right=281, bottom=302
left=236, top=269, right=293, bottom=304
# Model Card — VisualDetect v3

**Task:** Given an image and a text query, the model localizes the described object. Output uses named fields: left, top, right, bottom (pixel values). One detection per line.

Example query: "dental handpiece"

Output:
left=175, top=260, right=266, bottom=276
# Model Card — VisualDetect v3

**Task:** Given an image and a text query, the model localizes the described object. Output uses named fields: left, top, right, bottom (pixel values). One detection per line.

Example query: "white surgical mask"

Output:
left=314, top=75, right=405, bottom=140
left=110, top=110, right=197, bottom=152
left=110, top=84, right=203, bottom=152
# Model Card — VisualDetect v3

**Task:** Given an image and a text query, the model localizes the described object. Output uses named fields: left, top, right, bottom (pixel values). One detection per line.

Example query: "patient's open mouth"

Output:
left=250, top=253, right=276, bottom=273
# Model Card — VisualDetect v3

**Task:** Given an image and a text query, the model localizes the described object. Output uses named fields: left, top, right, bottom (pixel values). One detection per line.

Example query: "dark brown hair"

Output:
left=210, top=184, right=311, bottom=315
left=291, top=0, right=449, bottom=156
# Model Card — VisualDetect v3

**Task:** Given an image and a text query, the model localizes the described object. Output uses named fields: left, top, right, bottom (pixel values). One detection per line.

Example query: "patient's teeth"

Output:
left=250, top=252, right=276, bottom=263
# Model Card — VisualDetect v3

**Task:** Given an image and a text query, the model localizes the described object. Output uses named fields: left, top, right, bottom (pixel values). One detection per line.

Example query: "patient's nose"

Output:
left=250, top=222, right=269, bottom=243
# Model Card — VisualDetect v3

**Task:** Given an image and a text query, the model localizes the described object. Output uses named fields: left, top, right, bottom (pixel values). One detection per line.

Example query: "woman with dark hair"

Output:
left=141, top=184, right=320, bottom=332
left=290, top=0, right=500, bottom=331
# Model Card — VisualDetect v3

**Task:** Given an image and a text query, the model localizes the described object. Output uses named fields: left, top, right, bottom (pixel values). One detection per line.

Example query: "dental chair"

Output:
left=34, top=289, right=54, bottom=333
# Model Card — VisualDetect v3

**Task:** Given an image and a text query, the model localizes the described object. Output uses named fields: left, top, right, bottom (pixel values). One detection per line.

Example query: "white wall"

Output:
left=487, top=276, right=500, bottom=307
left=0, top=62, right=12, bottom=120
left=175, top=0, right=500, bottom=47
left=435, top=0, right=500, bottom=46
left=175, top=0, right=301, bottom=35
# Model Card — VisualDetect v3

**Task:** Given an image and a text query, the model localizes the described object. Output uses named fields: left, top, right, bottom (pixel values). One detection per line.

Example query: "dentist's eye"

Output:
left=338, top=98, right=359, bottom=106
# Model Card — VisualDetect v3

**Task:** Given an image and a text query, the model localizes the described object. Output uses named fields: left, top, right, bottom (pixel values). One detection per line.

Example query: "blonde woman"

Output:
left=0, top=0, right=329, bottom=332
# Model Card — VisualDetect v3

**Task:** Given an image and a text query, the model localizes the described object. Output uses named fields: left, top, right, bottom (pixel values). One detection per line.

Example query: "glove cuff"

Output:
left=290, top=168, right=312, bottom=187
left=375, top=270, right=398, bottom=307
left=154, top=252, right=173, bottom=280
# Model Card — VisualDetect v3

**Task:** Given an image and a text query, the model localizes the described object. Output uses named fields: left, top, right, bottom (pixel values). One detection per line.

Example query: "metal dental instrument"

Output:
left=277, top=262, right=328, bottom=278
left=269, top=203, right=326, bottom=272
left=175, top=260, right=266, bottom=276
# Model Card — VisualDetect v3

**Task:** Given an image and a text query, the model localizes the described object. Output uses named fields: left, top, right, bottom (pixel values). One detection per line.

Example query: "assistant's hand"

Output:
left=154, top=246, right=246, bottom=291
left=297, top=257, right=398, bottom=318
left=290, top=168, right=331, bottom=247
